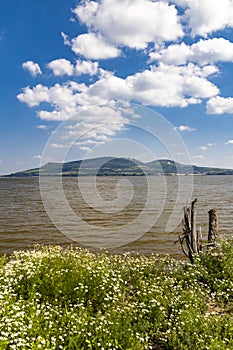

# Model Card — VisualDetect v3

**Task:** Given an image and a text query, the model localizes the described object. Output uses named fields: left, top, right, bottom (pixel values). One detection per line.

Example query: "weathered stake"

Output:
left=182, top=207, right=193, bottom=262
left=191, top=198, right=198, bottom=254
left=197, top=226, right=202, bottom=252
left=208, top=209, right=218, bottom=246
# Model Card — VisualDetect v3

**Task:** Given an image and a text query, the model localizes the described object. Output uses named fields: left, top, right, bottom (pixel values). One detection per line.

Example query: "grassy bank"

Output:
left=0, top=241, right=233, bottom=349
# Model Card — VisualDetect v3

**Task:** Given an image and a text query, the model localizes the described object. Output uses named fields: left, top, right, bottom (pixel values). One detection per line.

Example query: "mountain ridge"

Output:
left=3, top=157, right=233, bottom=177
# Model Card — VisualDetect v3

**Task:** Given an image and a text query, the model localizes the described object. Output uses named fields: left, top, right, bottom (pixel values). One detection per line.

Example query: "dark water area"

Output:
left=0, top=176, right=233, bottom=258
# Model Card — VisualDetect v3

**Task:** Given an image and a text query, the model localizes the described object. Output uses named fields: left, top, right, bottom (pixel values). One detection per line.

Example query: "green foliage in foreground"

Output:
left=1, top=241, right=233, bottom=349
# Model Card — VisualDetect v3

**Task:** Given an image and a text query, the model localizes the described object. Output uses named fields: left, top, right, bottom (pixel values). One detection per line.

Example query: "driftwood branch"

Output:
left=178, top=235, right=189, bottom=258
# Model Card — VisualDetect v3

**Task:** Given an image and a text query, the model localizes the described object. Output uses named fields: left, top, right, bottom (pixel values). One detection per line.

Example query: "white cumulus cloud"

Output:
left=86, top=63, right=218, bottom=107
left=17, top=84, right=50, bottom=107
left=47, top=58, right=74, bottom=76
left=18, top=0, right=233, bottom=148
left=150, top=42, right=191, bottom=65
left=207, top=96, right=233, bottom=114
left=173, top=0, right=233, bottom=37
left=73, top=0, right=183, bottom=50
left=17, top=82, right=130, bottom=145
left=191, top=38, right=233, bottom=65
left=70, top=33, right=121, bottom=59
left=17, top=63, right=219, bottom=117
left=225, top=139, right=233, bottom=145
left=48, top=58, right=99, bottom=77
left=176, top=125, right=195, bottom=132
left=22, top=61, right=42, bottom=77
left=150, top=38, right=233, bottom=66
left=75, top=60, right=99, bottom=76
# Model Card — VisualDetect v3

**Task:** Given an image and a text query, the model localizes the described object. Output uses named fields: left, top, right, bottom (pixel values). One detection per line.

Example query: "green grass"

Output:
left=1, top=241, right=233, bottom=349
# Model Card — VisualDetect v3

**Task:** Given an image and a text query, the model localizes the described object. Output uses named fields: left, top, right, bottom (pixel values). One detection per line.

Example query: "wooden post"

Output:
left=197, top=226, right=202, bottom=252
left=183, top=206, right=194, bottom=262
left=208, top=209, right=218, bottom=245
left=183, top=207, right=191, bottom=247
left=191, top=198, right=198, bottom=254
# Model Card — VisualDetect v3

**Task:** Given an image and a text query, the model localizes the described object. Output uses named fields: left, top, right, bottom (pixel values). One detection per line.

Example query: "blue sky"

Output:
left=1, top=0, right=233, bottom=175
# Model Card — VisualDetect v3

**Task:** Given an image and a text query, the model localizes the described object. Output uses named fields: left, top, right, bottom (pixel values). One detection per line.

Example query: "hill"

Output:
left=3, top=157, right=233, bottom=177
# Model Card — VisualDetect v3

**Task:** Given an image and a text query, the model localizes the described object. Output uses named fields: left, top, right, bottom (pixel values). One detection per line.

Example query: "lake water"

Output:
left=0, top=176, right=233, bottom=258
